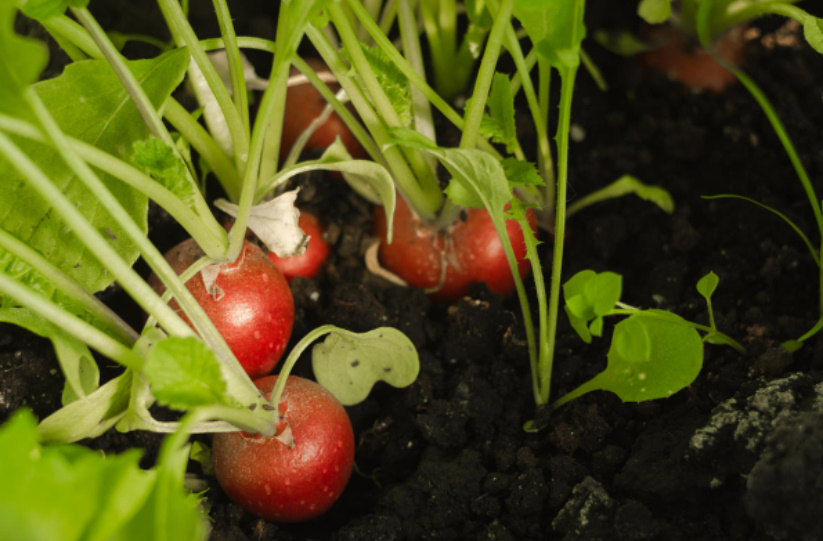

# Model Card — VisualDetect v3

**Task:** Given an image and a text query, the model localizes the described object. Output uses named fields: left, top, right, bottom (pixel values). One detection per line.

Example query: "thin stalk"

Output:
left=488, top=0, right=553, bottom=189
left=697, top=0, right=823, bottom=314
left=47, top=11, right=225, bottom=257
left=331, top=4, right=503, bottom=160
left=719, top=2, right=808, bottom=38
left=539, top=65, right=578, bottom=405
left=398, top=0, right=437, bottom=145
left=20, top=91, right=241, bottom=372
left=211, top=0, right=251, bottom=141
left=0, top=227, right=138, bottom=345
left=156, top=0, right=248, bottom=175
left=306, top=25, right=442, bottom=218
left=0, top=273, right=142, bottom=370
left=733, top=69, right=823, bottom=313
left=609, top=308, right=746, bottom=354
left=331, top=2, right=442, bottom=216
left=71, top=8, right=171, bottom=145
left=459, top=0, right=513, bottom=149
left=164, top=98, right=242, bottom=202
left=0, top=113, right=227, bottom=256
left=537, top=58, right=554, bottom=205
left=0, top=125, right=192, bottom=339
left=291, top=57, right=382, bottom=164
left=267, top=325, right=339, bottom=411
left=43, top=15, right=102, bottom=59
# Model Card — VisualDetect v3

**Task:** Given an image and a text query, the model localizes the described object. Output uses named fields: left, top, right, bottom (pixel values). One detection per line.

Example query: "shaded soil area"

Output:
left=3, top=2, right=823, bottom=540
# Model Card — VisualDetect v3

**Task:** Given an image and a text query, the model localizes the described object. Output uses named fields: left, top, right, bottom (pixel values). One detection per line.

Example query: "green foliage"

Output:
left=696, top=271, right=719, bottom=301
left=637, top=0, right=671, bottom=24
left=567, top=175, right=675, bottom=216
left=143, top=336, right=232, bottom=410
left=132, top=137, right=196, bottom=207
left=0, top=0, right=48, bottom=119
left=389, top=126, right=512, bottom=211
left=0, top=409, right=208, bottom=541
left=21, top=0, right=89, bottom=21
left=501, top=158, right=544, bottom=188
left=512, top=0, right=586, bottom=69
left=563, top=270, right=622, bottom=343
left=354, top=44, right=413, bottom=126
left=312, top=327, right=420, bottom=405
left=803, top=15, right=823, bottom=55
left=0, top=49, right=189, bottom=295
left=598, top=311, right=704, bottom=401
left=473, top=72, right=516, bottom=153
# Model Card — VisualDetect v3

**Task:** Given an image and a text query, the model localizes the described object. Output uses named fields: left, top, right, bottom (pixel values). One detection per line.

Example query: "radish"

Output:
left=212, top=375, right=355, bottom=523
left=149, top=239, right=294, bottom=379
left=267, top=212, right=330, bottom=282
left=280, top=59, right=366, bottom=165
left=372, top=197, right=537, bottom=302
left=641, top=25, right=746, bottom=93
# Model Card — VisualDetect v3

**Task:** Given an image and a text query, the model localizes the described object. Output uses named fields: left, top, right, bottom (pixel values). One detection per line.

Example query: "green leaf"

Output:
left=132, top=137, right=196, bottom=207
left=502, top=158, right=544, bottom=189
left=565, top=305, right=592, bottom=343
left=0, top=307, right=99, bottom=405
left=696, top=271, right=719, bottom=301
left=390, top=127, right=512, bottom=212
left=803, top=16, right=823, bottom=55
left=119, top=431, right=208, bottom=541
left=351, top=44, right=413, bottom=126
left=592, top=29, right=652, bottom=57
left=512, top=0, right=586, bottom=69
left=637, top=0, right=671, bottom=24
left=0, top=1, right=48, bottom=118
left=0, top=49, right=189, bottom=294
left=563, top=269, right=622, bottom=323
left=595, top=310, right=703, bottom=402
left=21, top=0, right=89, bottom=21
left=258, top=139, right=397, bottom=241
left=312, top=327, right=420, bottom=406
left=568, top=175, right=675, bottom=216
left=38, top=371, right=133, bottom=443
left=471, top=73, right=516, bottom=152
left=142, top=336, right=230, bottom=410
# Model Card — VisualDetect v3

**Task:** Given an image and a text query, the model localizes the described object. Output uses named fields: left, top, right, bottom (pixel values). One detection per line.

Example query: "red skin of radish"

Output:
left=267, top=212, right=330, bottom=282
left=149, top=239, right=294, bottom=379
left=212, top=375, right=355, bottom=523
left=641, top=25, right=746, bottom=93
left=373, top=197, right=537, bottom=302
left=280, top=59, right=366, bottom=166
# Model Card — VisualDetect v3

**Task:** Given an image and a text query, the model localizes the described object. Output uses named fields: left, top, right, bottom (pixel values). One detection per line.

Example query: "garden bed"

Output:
left=3, top=1, right=823, bottom=540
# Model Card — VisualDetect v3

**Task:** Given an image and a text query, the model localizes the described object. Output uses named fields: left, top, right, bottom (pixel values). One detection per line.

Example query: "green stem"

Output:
left=610, top=309, right=747, bottom=354
left=45, top=11, right=226, bottom=258
left=156, top=0, right=248, bottom=176
left=306, top=24, right=441, bottom=219
left=291, top=57, right=381, bottom=163
left=211, top=0, right=251, bottom=141
left=331, top=1, right=442, bottom=217
left=697, top=1, right=823, bottom=315
left=399, top=0, right=437, bottom=145
left=267, top=325, right=339, bottom=411
left=70, top=8, right=171, bottom=145
left=0, top=272, right=142, bottom=370
left=0, top=109, right=192, bottom=339
left=0, top=227, right=138, bottom=345
left=539, top=66, right=577, bottom=405
left=326, top=7, right=502, bottom=160
left=0, top=113, right=227, bottom=257
left=164, top=98, right=242, bottom=202
left=459, top=0, right=513, bottom=150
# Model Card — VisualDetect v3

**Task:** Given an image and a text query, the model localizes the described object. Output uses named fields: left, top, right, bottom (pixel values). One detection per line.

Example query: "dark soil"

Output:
left=3, top=2, right=823, bottom=540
